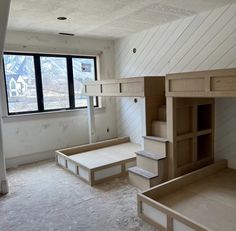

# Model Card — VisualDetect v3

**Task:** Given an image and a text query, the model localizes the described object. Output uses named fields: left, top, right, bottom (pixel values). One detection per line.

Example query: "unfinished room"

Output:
left=0, top=0, right=236, bottom=231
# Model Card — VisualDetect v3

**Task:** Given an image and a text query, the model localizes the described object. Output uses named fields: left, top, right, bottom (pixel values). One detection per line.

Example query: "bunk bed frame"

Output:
left=138, top=68, right=236, bottom=231
left=56, top=76, right=165, bottom=185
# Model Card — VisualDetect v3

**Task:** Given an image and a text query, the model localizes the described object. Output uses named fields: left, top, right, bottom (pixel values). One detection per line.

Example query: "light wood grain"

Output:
left=138, top=161, right=231, bottom=231
left=167, top=98, right=214, bottom=179
left=166, top=68, right=236, bottom=97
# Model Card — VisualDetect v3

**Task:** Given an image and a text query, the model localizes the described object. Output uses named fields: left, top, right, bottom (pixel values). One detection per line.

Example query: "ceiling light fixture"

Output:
left=59, top=32, right=75, bottom=36
left=57, top=17, right=67, bottom=20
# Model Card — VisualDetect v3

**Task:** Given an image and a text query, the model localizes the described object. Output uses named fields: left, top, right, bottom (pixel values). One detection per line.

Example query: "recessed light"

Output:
left=57, top=17, right=67, bottom=20
left=59, top=32, right=75, bottom=36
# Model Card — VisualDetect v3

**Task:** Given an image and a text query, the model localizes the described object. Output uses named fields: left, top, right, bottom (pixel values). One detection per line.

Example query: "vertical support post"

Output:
left=140, top=98, right=146, bottom=149
left=87, top=96, right=97, bottom=143
left=0, top=0, right=11, bottom=195
left=166, top=97, right=175, bottom=180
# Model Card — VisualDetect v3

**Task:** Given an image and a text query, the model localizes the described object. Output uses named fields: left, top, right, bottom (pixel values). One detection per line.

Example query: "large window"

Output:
left=72, top=57, right=97, bottom=107
left=40, top=56, right=69, bottom=110
left=3, top=54, right=38, bottom=113
left=3, top=53, right=98, bottom=115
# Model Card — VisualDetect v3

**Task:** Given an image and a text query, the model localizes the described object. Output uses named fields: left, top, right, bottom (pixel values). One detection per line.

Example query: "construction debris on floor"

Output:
left=0, top=160, right=157, bottom=231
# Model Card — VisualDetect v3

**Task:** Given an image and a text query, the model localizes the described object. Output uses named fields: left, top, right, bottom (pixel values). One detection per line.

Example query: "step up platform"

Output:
left=143, top=136, right=168, bottom=156
left=136, top=150, right=166, bottom=161
left=136, top=150, right=166, bottom=175
left=151, top=121, right=167, bottom=138
left=157, top=105, right=166, bottom=121
left=128, top=166, right=161, bottom=191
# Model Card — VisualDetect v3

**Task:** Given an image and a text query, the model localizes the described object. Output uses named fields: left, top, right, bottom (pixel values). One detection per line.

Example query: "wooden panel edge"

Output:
left=56, top=136, right=130, bottom=156
left=142, top=160, right=227, bottom=198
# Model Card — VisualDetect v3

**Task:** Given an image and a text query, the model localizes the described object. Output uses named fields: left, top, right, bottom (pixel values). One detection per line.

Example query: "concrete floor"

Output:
left=0, top=160, right=157, bottom=231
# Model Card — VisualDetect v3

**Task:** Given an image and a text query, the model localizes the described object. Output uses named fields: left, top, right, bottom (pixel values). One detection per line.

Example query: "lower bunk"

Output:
left=55, top=137, right=140, bottom=185
left=138, top=160, right=236, bottom=231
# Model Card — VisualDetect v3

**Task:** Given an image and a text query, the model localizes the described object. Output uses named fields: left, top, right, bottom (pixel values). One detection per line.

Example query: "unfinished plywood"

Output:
left=138, top=160, right=235, bottom=231
left=55, top=137, right=140, bottom=185
left=166, top=68, right=236, bottom=97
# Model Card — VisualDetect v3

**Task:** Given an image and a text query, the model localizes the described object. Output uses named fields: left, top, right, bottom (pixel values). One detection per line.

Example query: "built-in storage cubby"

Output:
left=197, top=134, right=212, bottom=160
left=197, top=104, right=212, bottom=131
left=177, top=138, right=193, bottom=167
left=167, top=97, right=214, bottom=178
left=176, top=106, right=193, bottom=136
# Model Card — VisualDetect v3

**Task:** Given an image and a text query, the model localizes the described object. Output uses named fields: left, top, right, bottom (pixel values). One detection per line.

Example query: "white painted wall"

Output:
left=115, top=3, right=236, bottom=167
left=0, top=0, right=11, bottom=194
left=2, top=31, right=117, bottom=168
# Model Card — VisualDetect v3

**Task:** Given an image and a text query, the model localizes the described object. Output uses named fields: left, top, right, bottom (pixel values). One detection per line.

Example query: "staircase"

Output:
left=128, top=105, right=168, bottom=190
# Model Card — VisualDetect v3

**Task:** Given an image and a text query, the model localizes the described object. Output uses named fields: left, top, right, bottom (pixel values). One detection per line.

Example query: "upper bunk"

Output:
left=84, top=76, right=165, bottom=97
left=166, top=68, right=236, bottom=98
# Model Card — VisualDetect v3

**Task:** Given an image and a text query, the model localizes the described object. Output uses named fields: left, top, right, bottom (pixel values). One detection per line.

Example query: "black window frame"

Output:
left=3, top=52, right=98, bottom=115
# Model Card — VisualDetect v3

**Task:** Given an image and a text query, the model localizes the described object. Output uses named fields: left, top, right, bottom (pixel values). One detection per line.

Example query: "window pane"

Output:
left=3, top=54, right=38, bottom=113
left=40, top=57, right=69, bottom=110
left=72, top=58, right=96, bottom=107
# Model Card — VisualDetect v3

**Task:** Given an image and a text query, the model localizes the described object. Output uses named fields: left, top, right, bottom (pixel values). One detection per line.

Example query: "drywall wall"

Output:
left=0, top=0, right=11, bottom=194
left=2, top=31, right=117, bottom=168
left=116, top=97, right=144, bottom=145
left=115, top=3, right=236, bottom=167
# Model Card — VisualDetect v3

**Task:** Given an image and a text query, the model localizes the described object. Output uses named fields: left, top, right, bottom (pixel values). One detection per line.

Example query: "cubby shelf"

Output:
left=197, top=104, right=212, bottom=131
left=197, top=129, right=212, bottom=136
left=176, top=132, right=194, bottom=141
left=168, top=98, right=214, bottom=178
left=197, top=134, right=212, bottom=160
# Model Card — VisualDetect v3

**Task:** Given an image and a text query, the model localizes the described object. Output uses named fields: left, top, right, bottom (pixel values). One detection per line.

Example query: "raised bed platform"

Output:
left=55, top=137, right=140, bottom=185
left=138, top=160, right=236, bottom=231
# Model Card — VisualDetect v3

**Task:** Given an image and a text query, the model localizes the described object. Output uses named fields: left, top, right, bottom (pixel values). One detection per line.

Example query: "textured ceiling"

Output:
left=7, top=0, right=236, bottom=39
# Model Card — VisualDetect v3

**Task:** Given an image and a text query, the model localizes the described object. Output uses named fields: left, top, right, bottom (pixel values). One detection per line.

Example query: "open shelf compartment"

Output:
left=197, top=134, right=212, bottom=160
left=197, top=104, right=212, bottom=131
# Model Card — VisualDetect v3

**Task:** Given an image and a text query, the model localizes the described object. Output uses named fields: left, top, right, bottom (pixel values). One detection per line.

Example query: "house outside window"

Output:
left=3, top=53, right=98, bottom=115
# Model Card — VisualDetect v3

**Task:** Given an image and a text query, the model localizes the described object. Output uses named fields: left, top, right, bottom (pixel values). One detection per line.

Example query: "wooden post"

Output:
left=0, top=0, right=11, bottom=195
left=87, top=96, right=97, bottom=143
left=140, top=98, right=146, bottom=149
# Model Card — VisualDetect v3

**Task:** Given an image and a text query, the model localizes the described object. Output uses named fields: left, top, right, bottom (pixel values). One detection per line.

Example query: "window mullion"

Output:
left=34, top=55, right=44, bottom=112
left=67, top=57, right=75, bottom=109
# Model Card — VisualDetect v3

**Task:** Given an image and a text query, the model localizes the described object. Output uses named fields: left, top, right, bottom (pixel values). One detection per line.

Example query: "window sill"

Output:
left=2, top=106, right=106, bottom=122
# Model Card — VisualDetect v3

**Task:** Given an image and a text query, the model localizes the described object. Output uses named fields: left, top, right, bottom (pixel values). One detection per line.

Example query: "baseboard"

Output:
left=6, top=150, right=55, bottom=169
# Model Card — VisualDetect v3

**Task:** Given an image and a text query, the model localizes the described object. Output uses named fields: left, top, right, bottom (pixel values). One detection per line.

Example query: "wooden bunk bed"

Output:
left=56, top=76, right=166, bottom=186
left=138, top=68, right=236, bottom=231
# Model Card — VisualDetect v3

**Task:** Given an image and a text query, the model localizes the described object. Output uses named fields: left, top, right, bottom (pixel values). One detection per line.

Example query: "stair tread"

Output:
left=128, top=166, right=158, bottom=179
left=136, top=150, right=166, bottom=160
left=143, top=136, right=168, bottom=143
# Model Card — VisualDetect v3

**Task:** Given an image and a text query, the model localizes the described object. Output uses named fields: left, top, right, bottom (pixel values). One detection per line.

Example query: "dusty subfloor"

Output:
left=0, top=160, right=157, bottom=231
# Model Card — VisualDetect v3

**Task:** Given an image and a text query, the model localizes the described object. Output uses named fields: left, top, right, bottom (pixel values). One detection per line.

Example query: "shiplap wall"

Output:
left=115, top=3, right=236, bottom=167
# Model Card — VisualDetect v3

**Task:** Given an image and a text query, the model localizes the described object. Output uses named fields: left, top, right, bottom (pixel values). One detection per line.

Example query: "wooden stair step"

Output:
left=143, top=136, right=167, bottom=156
left=157, top=105, right=166, bottom=121
left=143, top=136, right=168, bottom=143
left=136, top=150, right=166, bottom=161
left=151, top=121, right=167, bottom=138
left=128, top=166, right=157, bottom=179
